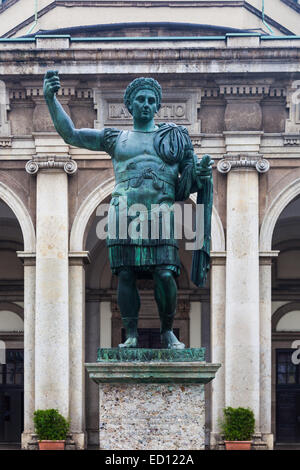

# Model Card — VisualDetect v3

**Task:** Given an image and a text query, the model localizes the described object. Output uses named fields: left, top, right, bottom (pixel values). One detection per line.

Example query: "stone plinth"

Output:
left=86, top=348, right=220, bottom=450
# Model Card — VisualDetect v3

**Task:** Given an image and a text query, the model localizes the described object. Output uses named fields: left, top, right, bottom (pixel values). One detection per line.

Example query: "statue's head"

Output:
left=124, top=77, right=162, bottom=117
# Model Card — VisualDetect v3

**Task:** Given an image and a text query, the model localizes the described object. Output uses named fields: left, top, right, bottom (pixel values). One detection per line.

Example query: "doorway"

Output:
left=0, top=349, right=24, bottom=443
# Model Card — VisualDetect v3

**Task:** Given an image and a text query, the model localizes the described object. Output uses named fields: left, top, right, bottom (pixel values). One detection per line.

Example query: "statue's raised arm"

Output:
left=43, top=70, right=104, bottom=151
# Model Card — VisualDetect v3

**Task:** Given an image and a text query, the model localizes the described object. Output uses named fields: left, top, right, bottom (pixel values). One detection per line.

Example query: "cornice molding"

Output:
left=1, top=48, right=300, bottom=76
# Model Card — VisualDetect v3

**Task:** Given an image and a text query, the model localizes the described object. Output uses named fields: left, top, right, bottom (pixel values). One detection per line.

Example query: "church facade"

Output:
left=0, top=0, right=300, bottom=449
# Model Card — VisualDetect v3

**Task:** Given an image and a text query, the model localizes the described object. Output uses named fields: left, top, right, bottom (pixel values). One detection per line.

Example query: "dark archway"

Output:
left=0, top=199, right=24, bottom=445
left=272, top=195, right=300, bottom=446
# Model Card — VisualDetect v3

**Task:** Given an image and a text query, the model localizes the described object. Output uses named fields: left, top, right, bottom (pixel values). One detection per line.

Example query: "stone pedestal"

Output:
left=86, top=348, right=220, bottom=450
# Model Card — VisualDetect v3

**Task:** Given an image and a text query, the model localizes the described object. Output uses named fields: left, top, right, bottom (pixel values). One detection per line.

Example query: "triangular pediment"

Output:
left=0, top=0, right=298, bottom=38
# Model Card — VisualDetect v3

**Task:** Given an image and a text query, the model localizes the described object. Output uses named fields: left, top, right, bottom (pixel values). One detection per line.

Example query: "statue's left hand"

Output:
left=195, top=154, right=214, bottom=178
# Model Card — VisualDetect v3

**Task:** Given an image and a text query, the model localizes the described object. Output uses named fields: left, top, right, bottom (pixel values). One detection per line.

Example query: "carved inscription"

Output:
left=108, top=102, right=187, bottom=120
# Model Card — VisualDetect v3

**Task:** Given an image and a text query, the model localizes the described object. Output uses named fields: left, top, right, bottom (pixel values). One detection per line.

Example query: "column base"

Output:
left=262, top=433, right=274, bottom=450
left=71, top=432, right=87, bottom=450
left=252, top=432, right=273, bottom=450
left=209, top=432, right=222, bottom=450
left=86, top=348, right=221, bottom=451
left=21, top=431, right=35, bottom=450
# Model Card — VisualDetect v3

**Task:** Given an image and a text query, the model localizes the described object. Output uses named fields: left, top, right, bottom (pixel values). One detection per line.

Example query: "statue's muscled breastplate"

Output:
left=112, top=130, right=178, bottom=207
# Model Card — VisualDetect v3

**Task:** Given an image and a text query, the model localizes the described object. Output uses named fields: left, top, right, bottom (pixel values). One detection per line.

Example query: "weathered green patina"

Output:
left=44, top=72, right=213, bottom=350
left=97, top=347, right=205, bottom=362
left=86, top=361, right=220, bottom=384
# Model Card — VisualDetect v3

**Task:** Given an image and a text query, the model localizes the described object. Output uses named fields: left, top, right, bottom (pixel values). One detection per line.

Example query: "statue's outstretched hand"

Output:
left=195, top=154, right=214, bottom=178
left=43, top=70, right=60, bottom=100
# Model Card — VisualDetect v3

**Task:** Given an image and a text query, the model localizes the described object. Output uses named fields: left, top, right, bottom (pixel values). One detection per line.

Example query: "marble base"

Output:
left=86, top=354, right=221, bottom=450
left=99, top=382, right=205, bottom=450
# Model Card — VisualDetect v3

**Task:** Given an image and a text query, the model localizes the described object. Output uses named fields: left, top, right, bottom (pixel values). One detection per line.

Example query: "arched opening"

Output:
left=0, top=199, right=24, bottom=445
left=271, top=195, right=300, bottom=446
left=82, top=192, right=213, bottom=446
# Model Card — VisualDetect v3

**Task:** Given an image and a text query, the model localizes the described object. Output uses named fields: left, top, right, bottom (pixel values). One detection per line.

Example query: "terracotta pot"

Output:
left=38, top=440, right=65, bottom=450
left=224, top=441, right=252, bottom=450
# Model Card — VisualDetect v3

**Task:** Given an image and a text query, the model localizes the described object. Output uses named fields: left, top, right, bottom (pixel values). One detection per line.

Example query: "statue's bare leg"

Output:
left=153, top=268, right=185, bottom=349
left=117, top=268, right=140, bottom=348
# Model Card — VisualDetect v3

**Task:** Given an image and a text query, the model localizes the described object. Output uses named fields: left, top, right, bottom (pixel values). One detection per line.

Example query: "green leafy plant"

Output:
left=34, top=409, right=70, bottom=441
left=220, top=407, right=255, bottom=441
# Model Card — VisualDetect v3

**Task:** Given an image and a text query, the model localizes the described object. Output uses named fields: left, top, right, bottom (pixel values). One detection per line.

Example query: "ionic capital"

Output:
left=217, top=154, right=270, bottom=174
left=25, top=155, right=77, bottom=175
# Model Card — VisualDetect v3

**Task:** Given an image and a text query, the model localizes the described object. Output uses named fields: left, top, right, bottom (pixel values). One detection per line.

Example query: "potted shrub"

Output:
left=34, top=409, right=70, bottom=450
left=220, top=407, right=255, bottom=450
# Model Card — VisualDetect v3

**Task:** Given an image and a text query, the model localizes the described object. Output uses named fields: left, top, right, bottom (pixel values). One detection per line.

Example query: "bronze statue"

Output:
left=44, top=71, right=213, bottom=349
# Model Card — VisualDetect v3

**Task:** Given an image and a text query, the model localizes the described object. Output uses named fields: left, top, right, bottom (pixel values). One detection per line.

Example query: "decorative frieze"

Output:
left=283, top=134, right=300, bottom=146
left=25, top=155, right=77, bottom=175
left=269, top=87, right=286, bottom=98
left=201, top=88, right=220, bottom=98
left=217, top=154, right=270, bottom=174
left=201, top=85, right=285, bottom=99
left=219, top=84, right=270, bottom=97
left=9, top=86, right=92, bottom=101
left=190, top=136, right=201, bottom=148
left=0, top=138, right=12, bottom=147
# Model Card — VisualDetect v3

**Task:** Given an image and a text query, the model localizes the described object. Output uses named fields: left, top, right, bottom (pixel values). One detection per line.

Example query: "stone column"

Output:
left=26, top=155, right=77, bottom=418
left=100, top=301, right=112, bottom=348
left=17, top=252, right=36, bottom=449
left=69, top=252, right=90, bottom=450
left=210, top=251, right=226, bottom=448
left=259, top=251, right=279, bottom=450
left=226, top=166, right=260, bottom=419
left=85, top=301, right=101, bottom=447
left=217, top=156, right=269, bottom=430
left=189, top=302, right=201, bottom=349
